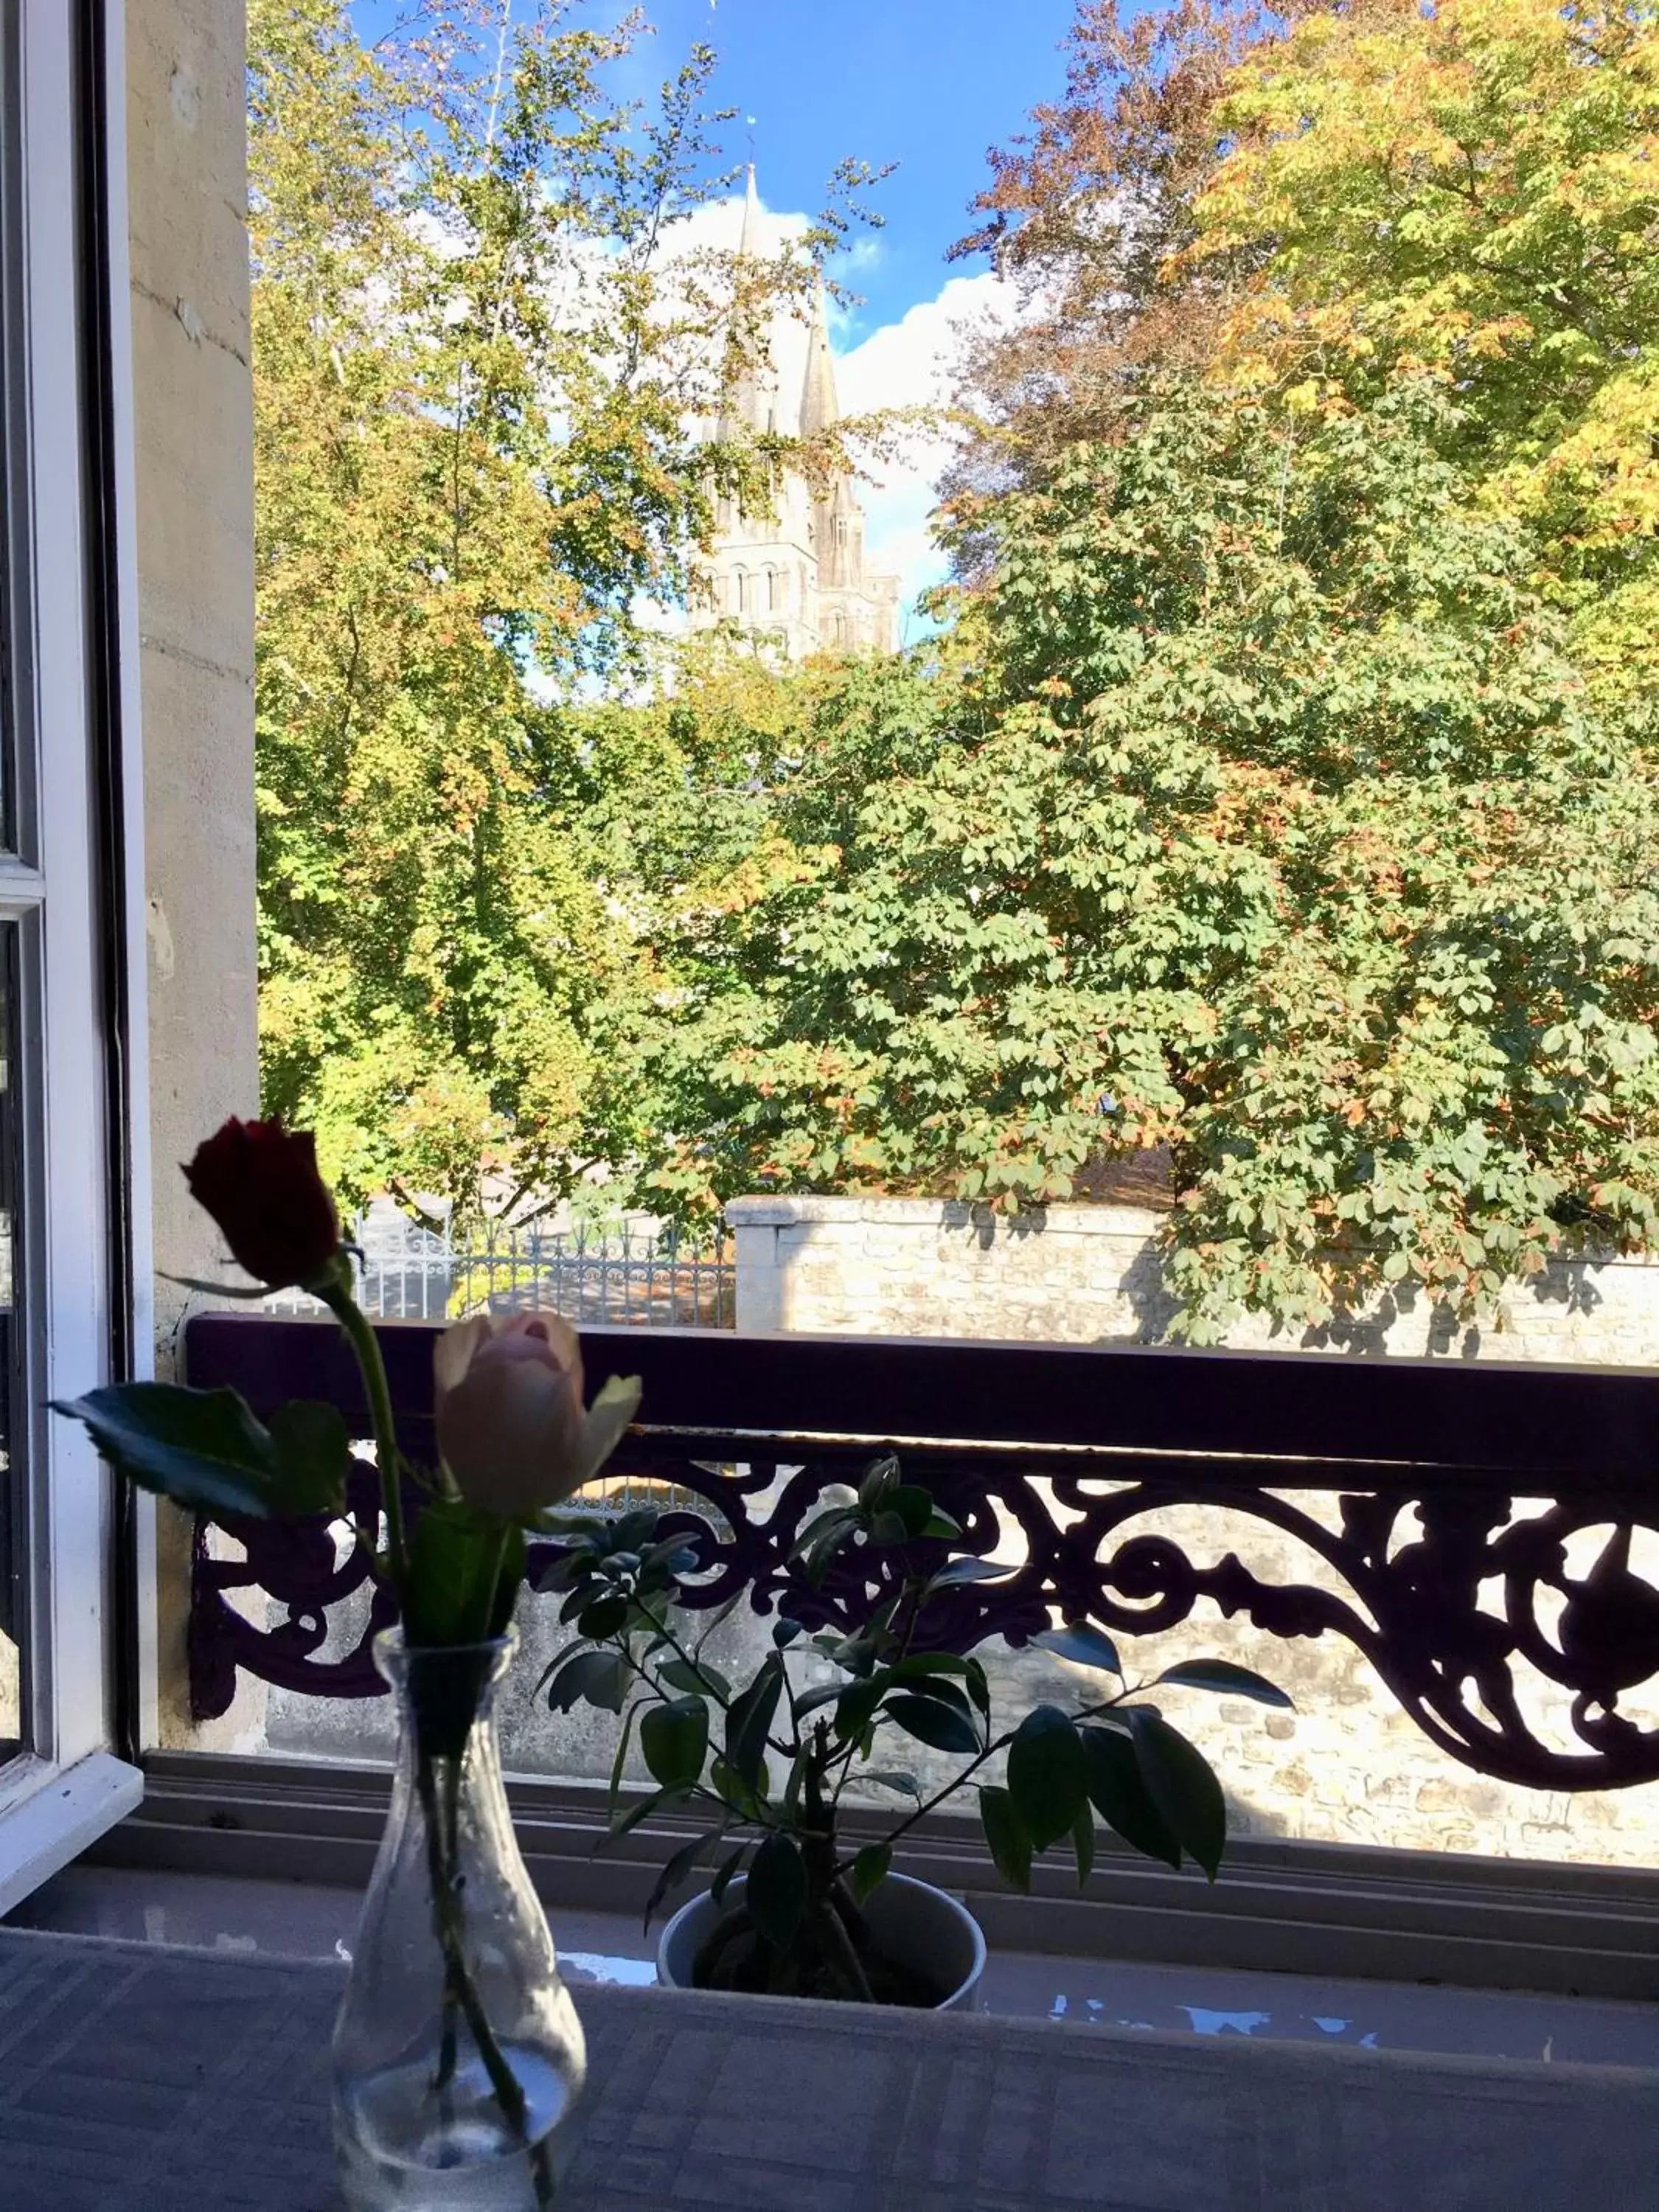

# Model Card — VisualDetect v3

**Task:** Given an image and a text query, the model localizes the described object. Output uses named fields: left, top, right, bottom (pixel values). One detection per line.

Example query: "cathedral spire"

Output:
left=729, top=163, right=776, bottom=436
left=739, top=161, right=762, bottom=258
left=799, top=277, right=839, bottom=437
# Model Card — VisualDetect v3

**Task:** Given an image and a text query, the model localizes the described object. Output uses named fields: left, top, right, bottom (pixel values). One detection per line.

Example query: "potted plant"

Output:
left=542, top=1453, right=1292, bottom=2008
left=54, top=1119, right=644, bottom=2211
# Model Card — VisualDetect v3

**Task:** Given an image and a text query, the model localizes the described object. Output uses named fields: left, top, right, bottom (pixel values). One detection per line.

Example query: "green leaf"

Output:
left=860, top=1769, right=920, bottom=1798
left=1079, top=1723, right=1180, bottom=1871
left=979, top=1784, right=1032, bottom=1892
left=640, top=1696, right=709, bottom=1791
left=266, top=1401, right=354, bottom=1516
left=644, top=1828, right=719, bottom=1930
left=848, top=1841, right=892, bottom=1905
left=1071, top=1802, right=1096, bottom=1890
left=925, top=1556, right=1012, bottom=1591
left=834, top=1672, right=888, bottom=1741
left=710, top=1748, right=770, bottom=1807
left=545, top=1647, right=626, bottom=1715
left=889, top=1669, right=976, bottom=1724
left=793, top=1678, right=847, bottom=1720
left=661, top=1656, right=731, bottom=1700
left=608, top=1700, right=641, bottom=1812
left=576, top=1593, right=629, bottom=1640
left=54, top=1382, right=345, bottom=1520
left=1006, top=1703, right=1088, bottom=1849
left=1125, top=1708, right=1227, bottom=1879
left=886, top=1484, right=936, bottom=1536
left=724, top=1651, right=784, bottom=1789
left=597, top=1786, right=686, bottom=1851
left=886, top=1691, right=981, bottom=1756
left=1032, top=1621, right=1123, bottom=1676
left=709, top=1840, right=749, bottom=1908
left=405, top=1498, right=518, bottom=1648
left=1155, top=1660, right=1293, bottom=1708
left=745, top=1832, right=807, bottom=1950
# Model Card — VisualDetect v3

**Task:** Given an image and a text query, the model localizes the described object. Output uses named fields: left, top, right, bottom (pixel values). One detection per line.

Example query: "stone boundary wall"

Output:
left=723, top=1194, right=1659, bottom=1868
left=726, top=1194, right=1659, bottom=1362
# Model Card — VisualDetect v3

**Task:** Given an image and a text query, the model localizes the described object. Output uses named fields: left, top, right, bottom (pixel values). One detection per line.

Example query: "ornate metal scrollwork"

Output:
left=190, top=1433, right=1659, bottom=1790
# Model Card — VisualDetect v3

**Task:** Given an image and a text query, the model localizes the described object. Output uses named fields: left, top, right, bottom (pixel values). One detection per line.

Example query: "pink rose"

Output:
left=434, top=1312, right=641, bottom=1520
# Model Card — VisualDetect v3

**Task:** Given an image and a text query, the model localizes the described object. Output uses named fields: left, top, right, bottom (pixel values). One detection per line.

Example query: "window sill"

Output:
left=89, top=1750, right=1659, bottom=2003
left=0, top=1750, right=142, bottom=1916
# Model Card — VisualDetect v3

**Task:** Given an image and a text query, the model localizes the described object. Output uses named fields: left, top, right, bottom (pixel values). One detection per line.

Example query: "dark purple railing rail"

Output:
left=184, top=1312, right=1659, bottom=1790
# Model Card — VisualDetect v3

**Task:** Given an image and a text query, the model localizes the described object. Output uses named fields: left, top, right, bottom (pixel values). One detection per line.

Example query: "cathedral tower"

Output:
left=696, top=169, right=902, bottom=659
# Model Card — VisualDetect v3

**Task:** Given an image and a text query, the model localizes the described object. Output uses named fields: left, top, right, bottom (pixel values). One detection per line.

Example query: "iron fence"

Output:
left=263, top=1216, right=733, bottom=1329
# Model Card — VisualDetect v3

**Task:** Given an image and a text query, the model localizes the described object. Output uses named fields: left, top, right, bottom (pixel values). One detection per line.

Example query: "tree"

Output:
left=1183, top=0, right=1659, bottom=700
left=250, top=0, right=880, bottom=1221
left=672, top=0, right=1659, bottom=1341
left=651, top=368, right=1659, bottom=1338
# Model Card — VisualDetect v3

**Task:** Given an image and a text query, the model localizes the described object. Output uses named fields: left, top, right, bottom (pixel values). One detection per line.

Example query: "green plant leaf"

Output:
left=1125, top=1707, right=1227, bottom=1879
left=979, top=1784, right=1032, bottom=1892
left=641, top=1695, right=709, bottom=1791
left=886, top=1691, right=981, bottom=1756
left=889, top=1670, right=976, bottom=1724
left=1079, top=1724, right=1181, bottom=1871
left=886, top=1484, right=936, bottom=1536
left=710, top=1840, right=749, bottom=1908
left=1006, top=1703, right=1088, bottom=1849
left=597, top=1785, right=686, bottom=1851
left=644, top=1827, right=720, bottom=1931
left=1155, top=1660, right=1293, bottom=1708
left=709, top=1753, right=769, bottom=1820
left=577, top=1592, right=628, bottom=1640
left=834, top=1672, right=889, bottom=1741
left=793, top=1679, right=846, bottom=1719
left=54, top=1382, right=346, bottom=1520
left=745, top=1831, right=807, bottom=1950
left=848, top=1842, right=892, bottom=1905
left=405, top=1498, right=518, bottom=1648
left=661, top=1656, right=731, bottom=1700
left=1071, top=1803, right=1096, bottom=1890
left=1032, top=1621, right=1123, bottom=1677
left=860, top=1769, right=920, bottom=1798
left=724, top=1651, right=783, bottom=1789
left=925, top=1557, right=1012, bottom=1592
left=266, top=1400, right=354, bottom=1515
left=608, top=1700, right=641, bottom=1814
left=545, top=1647, right=626, bottom=1715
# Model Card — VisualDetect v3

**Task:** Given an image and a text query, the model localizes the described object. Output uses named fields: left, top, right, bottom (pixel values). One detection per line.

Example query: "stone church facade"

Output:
left=694, top=169, right=902, bottom=659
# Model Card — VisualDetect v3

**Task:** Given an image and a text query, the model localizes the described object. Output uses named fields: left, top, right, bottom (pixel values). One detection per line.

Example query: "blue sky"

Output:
left=610, top=0, right=1080, bottom=342
left=350, top=0, right=1087, bottom=616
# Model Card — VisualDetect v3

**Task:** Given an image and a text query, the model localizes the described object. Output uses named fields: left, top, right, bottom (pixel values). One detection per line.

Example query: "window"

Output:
left=0, top=3, right=144, bottom=1907
left=123, top=0, right=1659, bottom=1985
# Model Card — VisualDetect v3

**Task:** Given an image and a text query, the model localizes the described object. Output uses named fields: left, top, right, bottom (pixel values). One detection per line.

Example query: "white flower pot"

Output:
left=655, top=1869, right=987, bottom=2012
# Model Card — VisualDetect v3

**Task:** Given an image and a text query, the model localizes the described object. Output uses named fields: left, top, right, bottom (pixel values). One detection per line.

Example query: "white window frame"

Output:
left=0, top=0, right=145, bottom=1910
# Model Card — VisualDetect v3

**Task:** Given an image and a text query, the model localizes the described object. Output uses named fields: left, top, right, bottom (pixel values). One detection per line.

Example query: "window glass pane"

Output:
left=170, top=4, right=1659, bottom=1900
left=0, top=931, right=23, bottom=1761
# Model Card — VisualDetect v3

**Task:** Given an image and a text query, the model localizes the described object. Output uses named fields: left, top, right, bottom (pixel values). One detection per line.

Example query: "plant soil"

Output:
left=692, top=1911, right=949, bottom=2008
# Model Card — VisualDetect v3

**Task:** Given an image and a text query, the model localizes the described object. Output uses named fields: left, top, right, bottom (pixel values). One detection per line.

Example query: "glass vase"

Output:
left=332, top=1629, right=586, bottom=2211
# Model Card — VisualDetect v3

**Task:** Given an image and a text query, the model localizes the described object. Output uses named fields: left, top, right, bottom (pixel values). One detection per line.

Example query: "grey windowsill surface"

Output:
left=10, top=1860, right=1659, bottom=2068
left=1, top=1923, right=1656, bottom=2212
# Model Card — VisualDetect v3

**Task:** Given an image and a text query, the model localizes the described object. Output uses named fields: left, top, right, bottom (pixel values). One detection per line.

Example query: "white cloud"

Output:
left=638, top=178, right=1023, bottom=627
left=835, top=270, right=1020, bottom=621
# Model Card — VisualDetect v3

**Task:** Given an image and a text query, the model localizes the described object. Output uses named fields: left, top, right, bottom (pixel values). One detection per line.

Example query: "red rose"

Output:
left=183, top=1119, right=341, bottom=1288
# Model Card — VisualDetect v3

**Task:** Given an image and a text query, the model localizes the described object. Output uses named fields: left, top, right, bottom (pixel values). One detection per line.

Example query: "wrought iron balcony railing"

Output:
left=184, top=1312, right=1659, bottom=1795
